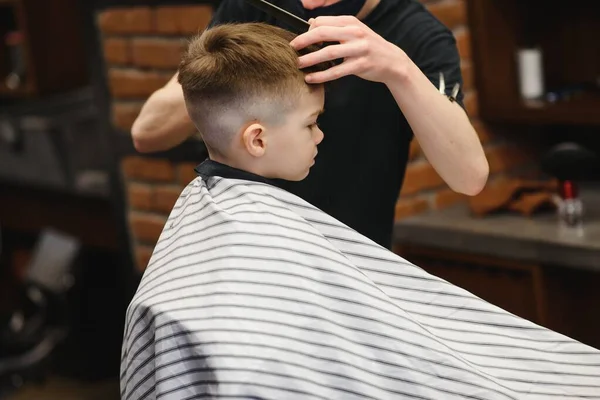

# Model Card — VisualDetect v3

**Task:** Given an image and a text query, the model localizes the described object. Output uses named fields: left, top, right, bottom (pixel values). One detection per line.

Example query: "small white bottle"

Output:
left=516, top=47, right=545, bottom=100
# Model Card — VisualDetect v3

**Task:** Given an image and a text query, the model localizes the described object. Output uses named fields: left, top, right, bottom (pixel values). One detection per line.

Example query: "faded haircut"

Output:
left=178, top=22, right=331, bottom=157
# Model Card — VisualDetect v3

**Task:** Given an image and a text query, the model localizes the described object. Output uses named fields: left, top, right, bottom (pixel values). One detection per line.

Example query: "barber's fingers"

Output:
left=291, top=25, right=365, bottom=50
left=304, top=57, right=365, bottom=83
left=298, top=41, right=366, bottom=69
left=309, top=15, right=362, bottom=27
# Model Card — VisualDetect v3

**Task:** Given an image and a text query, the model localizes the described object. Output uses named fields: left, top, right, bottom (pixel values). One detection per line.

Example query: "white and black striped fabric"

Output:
left=121, top=160, right=600, bottom=400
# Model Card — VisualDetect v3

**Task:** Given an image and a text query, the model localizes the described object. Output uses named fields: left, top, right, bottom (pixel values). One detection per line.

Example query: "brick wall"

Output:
left=97, top=0, right=534, bottom=271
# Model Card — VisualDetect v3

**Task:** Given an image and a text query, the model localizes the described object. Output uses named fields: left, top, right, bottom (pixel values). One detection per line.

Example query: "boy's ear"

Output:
left=241, top=122, right=267, bottom=158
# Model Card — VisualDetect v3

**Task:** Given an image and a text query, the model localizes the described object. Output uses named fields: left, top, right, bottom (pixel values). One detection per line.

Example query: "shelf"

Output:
left=0, top=181, right=118, bottom=250
left=482, top=92, right=600, bottom=126
left=0, top=80, right=35, bottom=97
left=466, top=0, right=600, bottom=127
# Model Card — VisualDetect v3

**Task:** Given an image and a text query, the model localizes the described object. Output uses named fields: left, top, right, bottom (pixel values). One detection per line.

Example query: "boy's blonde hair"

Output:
left=178, top=22, right=331, bottom=157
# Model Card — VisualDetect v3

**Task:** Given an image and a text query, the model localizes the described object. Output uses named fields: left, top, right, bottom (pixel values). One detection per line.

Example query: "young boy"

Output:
left=121, top=23, right=600, bottom=400
left=178, top=22, right=330, bottom=182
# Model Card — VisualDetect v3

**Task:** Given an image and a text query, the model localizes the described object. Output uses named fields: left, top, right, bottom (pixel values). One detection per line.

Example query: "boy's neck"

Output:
left=208, top=154, right=268, bottom=180
left=197, top=158, right=279, bottom=187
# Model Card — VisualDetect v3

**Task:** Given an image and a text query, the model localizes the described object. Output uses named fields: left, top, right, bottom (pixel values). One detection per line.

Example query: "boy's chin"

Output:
left=279, top=168, right=311, bottom=182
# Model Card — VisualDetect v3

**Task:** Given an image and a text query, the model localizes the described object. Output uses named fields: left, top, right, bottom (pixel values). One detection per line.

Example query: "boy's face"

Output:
left=264, top=86, right=325, bottom=181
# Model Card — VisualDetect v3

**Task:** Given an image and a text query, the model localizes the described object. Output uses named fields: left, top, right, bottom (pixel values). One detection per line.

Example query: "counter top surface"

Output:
left=394, top=188, right=600, bottom=270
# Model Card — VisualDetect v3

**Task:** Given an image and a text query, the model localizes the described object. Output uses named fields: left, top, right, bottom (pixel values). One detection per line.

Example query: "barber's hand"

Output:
left=290, top=15, right=407, bottom=84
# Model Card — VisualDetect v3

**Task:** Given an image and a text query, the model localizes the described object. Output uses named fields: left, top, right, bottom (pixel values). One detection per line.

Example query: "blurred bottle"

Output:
left=557, top=180, right=584, bottom=236
left=4, top=31, right=25, bottom=90
left=516, top=47, right=545, bottom=101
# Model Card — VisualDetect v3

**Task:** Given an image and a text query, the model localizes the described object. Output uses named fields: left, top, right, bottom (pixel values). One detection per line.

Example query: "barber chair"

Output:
left=0, top=229, right=79, bottom=398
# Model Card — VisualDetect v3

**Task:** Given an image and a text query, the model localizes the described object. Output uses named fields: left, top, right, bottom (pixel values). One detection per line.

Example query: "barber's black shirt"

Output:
left=206, top=0, right=465, bottom=249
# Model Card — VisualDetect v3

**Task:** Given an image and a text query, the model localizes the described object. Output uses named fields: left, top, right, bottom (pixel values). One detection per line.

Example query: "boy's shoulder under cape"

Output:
left=121, top=160, right=600, bottom=400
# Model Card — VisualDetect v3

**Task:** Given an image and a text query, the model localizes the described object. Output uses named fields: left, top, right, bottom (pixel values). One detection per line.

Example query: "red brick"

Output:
left=112, top=102, right=143, bottom=132
left=435, top=188, right=467, bottom=209
left=395, top=197, right=429, bottom=220
left=409, top=139, right=421, bottom=161
left=455, top=29, right=472, bottom=60
left=485, top=145, right=532, bottom=174
left=401, top=161, right=445, bottom=196
left=464, top=91, right=479, bottom=118
left=122, top=156, right=176, bottom=182
left=108, top=69, right=171, bottom=99
left=127, top=182, right=183, bottom=214
left=155, top=5, right=213, bottom=35
left=135, top=245, right=154, bottom=272
left=461, top=60, right=474, bottom=92
left=131, top=38, right=187, bottom=69
left=98, top=7, right=153, bottom=35
left=427, top=0, right=467, bottom=31
left=103, top=37, right=130, bottom=65
left=128, top=182, right=153, bottom=211
left=178, top=162, right=199, bottom=185
left=129, top=212, right=166, bottom=244
left=154, top=186, right=183, bottom=213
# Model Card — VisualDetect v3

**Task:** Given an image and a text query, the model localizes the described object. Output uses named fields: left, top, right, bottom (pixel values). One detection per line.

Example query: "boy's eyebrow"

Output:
left=311, top=108, right=325, bottom=117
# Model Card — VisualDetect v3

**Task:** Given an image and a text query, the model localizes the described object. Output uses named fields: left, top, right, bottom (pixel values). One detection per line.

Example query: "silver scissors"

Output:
left=439, top=71, right=460, bottom=102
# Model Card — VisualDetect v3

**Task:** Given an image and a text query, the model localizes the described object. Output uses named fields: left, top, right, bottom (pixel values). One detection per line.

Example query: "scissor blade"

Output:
left=245, top=0, right=311, bottom=33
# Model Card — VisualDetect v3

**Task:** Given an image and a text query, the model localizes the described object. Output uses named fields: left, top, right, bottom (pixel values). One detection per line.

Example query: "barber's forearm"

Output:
left=386, top=59, right=489, bottom=195
left=131, top=84, right=197, bottom=153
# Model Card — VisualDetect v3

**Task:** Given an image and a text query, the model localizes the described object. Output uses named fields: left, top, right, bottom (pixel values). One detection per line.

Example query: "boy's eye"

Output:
left=308, top=122, right=319, bottom=129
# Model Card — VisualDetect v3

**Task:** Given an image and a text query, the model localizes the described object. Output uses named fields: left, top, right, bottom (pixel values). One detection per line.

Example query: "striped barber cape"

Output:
left=121, top=159, right=600, bottom=400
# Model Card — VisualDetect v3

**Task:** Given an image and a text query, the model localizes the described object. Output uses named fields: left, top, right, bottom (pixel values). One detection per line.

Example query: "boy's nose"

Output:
left=314, top=128, right=324, bottom=145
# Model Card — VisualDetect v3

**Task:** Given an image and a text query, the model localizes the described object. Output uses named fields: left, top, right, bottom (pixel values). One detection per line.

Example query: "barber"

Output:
left=130, top=0, right=489, bottom=249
